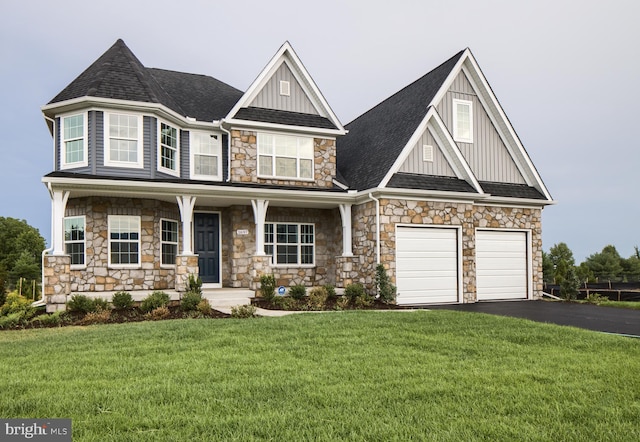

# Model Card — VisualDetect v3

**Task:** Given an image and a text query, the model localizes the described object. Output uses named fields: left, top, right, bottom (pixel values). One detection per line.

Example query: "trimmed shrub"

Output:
left=0, top=312, right=24, bottom=329
left=111, top=291, right=134, bottom=310
left=66, top=294, right=95, bottom=314
left=92, top=297, right=110, bottom=311
left=231, top=304, right=257, bottom=318
left=181, top=290, right=203, bottom=312
left=197, top=299, right=212, bottom=315
left=260, top=274, right=277, bottom=301
left=145, top=306, right=170, bottom=320
left=307, top=287, right=329, bottom=310
left=30, top=311, right=68, bottom=327
left=344, top=283, right=366, bottom=302
left=289, top=285, right=306, bottom=300
left=1, top=291, right=34, bottom=316
left=140, top=291, right=171, bottom=313
left=270, top=296, right=297, bottom=310
left=186, top=274, right=203, bottom=295
left=376, top=264, right=397, bottom=304
left=324, top=284, right=337, bottom=299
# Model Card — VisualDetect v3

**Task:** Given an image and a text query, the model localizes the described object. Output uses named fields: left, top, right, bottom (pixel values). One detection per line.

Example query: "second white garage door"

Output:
left=476, top=230, right=528, bottom=301
left=396, top=227, right=459, bottom=305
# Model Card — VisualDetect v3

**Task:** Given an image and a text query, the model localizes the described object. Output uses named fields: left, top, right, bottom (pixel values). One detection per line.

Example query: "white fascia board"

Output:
left=459, top=55, right=553, bottom=201
left=41, top=175, right=353, bottom=205
left=41, top=97, right=220, bottom=129
left=225, top=42, right=345, bottom=132
left=353, top=187, right=483, bottom=205
left=477, top=197, right=556, bottom=208
left=224, top=118, right=346, bottom=137
left=428, top=48, right=471, bottom=108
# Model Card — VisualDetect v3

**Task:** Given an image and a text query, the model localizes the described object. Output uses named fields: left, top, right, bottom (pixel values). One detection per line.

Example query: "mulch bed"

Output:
left=251, top=296, right=409, bottom=311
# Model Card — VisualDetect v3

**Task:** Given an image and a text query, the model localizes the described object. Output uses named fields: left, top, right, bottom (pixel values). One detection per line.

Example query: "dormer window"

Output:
left=453, top=98, right=473, bottom=143
left=258, top=133, right=314, bottom=180
left=105, top=112, right=143, bottom=168
left=61, top=113, right=87, bottom=169
left=158, top=121, right=179, bottom=176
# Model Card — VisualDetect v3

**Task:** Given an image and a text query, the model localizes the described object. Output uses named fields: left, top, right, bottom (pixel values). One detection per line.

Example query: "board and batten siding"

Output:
left=249, top=62, right=319, bottom=115
left=436, top=71, right=525, bottom=184
left=180, top=130, right=189, bottom=179
left=399, top=127, right=456, bottom=177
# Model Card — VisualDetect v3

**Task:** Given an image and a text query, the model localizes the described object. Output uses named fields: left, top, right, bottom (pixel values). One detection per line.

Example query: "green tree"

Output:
left=546, top=242, right=575, bottom=283
left=560, top=266, right=579, bottom=300
left=0, top=217, right=46, bottom=292
left=622, top=255, right=640, bottom=282
left=583, top=245, right=624, bottom=281
left=542, top=251, right=554, bottom=284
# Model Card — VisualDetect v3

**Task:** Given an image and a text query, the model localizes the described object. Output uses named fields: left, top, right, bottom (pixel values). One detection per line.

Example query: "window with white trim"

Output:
left=159, top=121, right=179, bottom=176
left=453, top=98, right=473, bottom=143
left=105, top=113, right=143, bottom=167
left=280, top=80, right=290, bottom=96
left=61, top=113, right=87, bottom=168
left=190, top=131, right=221, bottom=180
left=108, top=215, right=140, bottom=267
left=258, top=133, right=314, bottom=180
left=64, top=216, right=85, bottom=267
left=160, top=219, right=178, bottom=266
left=264, top=223, right=315, bottom=265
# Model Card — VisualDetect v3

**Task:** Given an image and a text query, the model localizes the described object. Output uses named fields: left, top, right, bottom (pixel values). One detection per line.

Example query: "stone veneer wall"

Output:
left=350, top=201, right=378, bottom=292
left=229, top=130, right=336, bottom=188
left=65, top=197, right=181, bottom=292
left=370, top=199, right=543, bottom=302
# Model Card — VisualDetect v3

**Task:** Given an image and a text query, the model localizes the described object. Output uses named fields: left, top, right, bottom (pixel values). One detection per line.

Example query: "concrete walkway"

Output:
left=428, top=300, right=640, bottom=336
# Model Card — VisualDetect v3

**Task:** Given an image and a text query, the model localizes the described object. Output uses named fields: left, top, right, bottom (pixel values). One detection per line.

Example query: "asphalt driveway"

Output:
left=428, top=300, right=640, bottom=337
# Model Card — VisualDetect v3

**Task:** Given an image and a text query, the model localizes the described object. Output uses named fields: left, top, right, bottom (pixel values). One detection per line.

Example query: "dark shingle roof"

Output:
left=49, top=39, right=242, bottom=121
left=387, top=173, right=477, bottom=193
left=233, top=107, right=338, bottom=129
left=479, top=181, right=547, bottom=200
left=337, top=50, right=464, bottom=191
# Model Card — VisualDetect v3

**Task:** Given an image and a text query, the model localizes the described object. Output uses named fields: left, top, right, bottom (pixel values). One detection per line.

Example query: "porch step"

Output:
left=203, top=289, right=255, bottom=308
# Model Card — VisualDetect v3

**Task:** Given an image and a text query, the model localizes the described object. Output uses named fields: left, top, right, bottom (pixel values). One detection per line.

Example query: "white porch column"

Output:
left=51, top=189, right=70, bottom=256
left=251, top=199, right=269, bottom=256
left=339, top=203, right=354, bottom=257
left=177, top=195, right=197, bottom=255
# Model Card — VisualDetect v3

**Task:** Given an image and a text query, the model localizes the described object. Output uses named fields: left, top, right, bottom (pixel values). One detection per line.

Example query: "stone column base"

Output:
left=335, top=255, right=361, bottom=288
left=43, top=254, right=71, bottom=312
left=175, top=255, right=199, bottom=292
left=250, top=255, right=272, bottom=292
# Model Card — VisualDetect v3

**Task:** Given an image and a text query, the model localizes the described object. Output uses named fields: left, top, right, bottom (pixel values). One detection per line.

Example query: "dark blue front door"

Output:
left=194, top=213, right=220, bottom=284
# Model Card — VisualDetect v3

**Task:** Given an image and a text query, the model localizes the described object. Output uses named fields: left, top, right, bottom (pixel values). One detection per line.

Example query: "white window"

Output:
left=422, top=144, right=433, bottom=162
left=264, top=223, right=315, bottom=266
left=105, top=113, right=143, bottom=168
left=61, top=113, right=87, bottom=168
left=258, top=133, right=314, bottom=180
left=279, top=80, right=290, bottom=96
left=160, top=219, right=178, bottom=266
left=453, top=99, right=473, bottom=143
left=190, top=131, right=221, bottom=180
left=158, top=121, right=179, bottom=176
left=64, top=216, right=85, bottom=267
left=108, top=215, right=140, bottom=267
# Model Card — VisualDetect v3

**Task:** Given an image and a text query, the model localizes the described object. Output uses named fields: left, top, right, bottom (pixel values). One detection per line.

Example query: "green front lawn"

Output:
left=1, top=311, right=638, bottom=441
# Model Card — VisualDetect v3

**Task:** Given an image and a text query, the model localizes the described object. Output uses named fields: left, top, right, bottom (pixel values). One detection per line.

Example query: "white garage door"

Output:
left=396, top=227, right=459, bottom=305
left=476, top=230, right=528, bottom=301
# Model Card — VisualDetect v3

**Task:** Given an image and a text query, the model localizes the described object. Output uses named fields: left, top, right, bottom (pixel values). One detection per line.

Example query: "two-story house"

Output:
left=41, top=39, right=553, bottom=310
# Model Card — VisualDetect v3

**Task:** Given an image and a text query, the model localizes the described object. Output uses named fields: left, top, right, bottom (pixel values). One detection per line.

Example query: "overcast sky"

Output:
left=1, top=0, right=638, bottom=262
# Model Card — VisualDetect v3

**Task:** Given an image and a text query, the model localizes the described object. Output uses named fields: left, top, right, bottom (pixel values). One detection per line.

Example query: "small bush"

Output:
left=140, top=291, right=171, bottom=313
left=260, top=274, right=277, bottom=301
left=197, top=299, right=212, bottom=315
left=270, top=296, right=297, bottom=310
left=145, top=306, right=170, bottom=320
left=67, top=294, right=95, bottom=314
left=376, top=264, right=397, bottom=304
left=181, top=290, right=203, bottom=312
left=30, top=311, right=68, bottom=327
left=344, top=283, right=366, bottom=302
left=336, top=296, right=350, bottom=310
left=111, top=291, right=134, bottom=310
left=0, top=312, right=25, bottom=329
left=186, top=274, right=203, bottom=295
left=586, top=292, right=609, bottom=305
left=354, top=294, right=374, bottom=308
left=231, top=304, right=257, bottom=318
left=81, top=309, right=112, bottom=325
left=92, top=297, right=110, bottom=311
left=289, top=285, right=306, bottom=300
left=307, top=287, right=329, bottom=310
left=324, top=284, right=337, bottom=299
left=1, top=291, right=34, bottom=316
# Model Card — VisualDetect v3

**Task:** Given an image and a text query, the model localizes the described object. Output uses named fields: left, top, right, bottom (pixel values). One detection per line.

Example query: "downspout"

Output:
left=218, top=119, right=232, bottom=182
left=368, top=193, right=381, bottom=265
left=33, top=182, right=56, bottom=307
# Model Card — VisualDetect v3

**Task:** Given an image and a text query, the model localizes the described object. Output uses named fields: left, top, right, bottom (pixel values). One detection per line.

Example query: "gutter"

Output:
left=368, top=193, right=381, bottom=265
left=218, top=119, right=232, bottom=182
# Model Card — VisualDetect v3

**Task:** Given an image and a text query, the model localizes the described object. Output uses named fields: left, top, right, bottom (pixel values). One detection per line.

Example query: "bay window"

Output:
left=105, top=113, right=143, bottom=167
left=61, top=113, right=87, bottom=168
left=159, top=121, right=179, bottom=176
